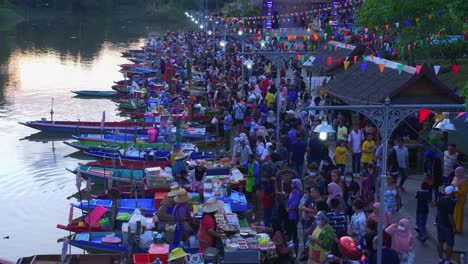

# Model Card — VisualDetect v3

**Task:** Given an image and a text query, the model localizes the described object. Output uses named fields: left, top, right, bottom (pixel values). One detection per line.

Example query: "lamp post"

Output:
left=239, top=50, right=317, bottom=149
left=219, top=39, right=227, bottom=73
left=307, top=99, right=465, bottom=264
left=302, top=57, right=315, bottom=94
left=238, top=29, right=245, bottom=85
left=244, top=59, right=254, bottom=79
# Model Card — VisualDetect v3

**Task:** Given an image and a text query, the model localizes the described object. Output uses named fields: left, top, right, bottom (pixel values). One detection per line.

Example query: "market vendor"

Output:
left=172, top=189, right=194, bottom=243
left=156, top=184, right=181, bottom=223
left=172, top=151, right=189, bottom=185
left=197, top=197, right=225, bottom=253
left=188, top=162, right=207, bottom=201
left=168, top=247, right=189, bottom=264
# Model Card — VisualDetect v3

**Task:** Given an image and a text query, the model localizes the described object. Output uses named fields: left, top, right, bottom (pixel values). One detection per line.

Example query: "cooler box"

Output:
left=148, top=243, right=170, bottom=264
left=154, top=192, right=169, bottom=208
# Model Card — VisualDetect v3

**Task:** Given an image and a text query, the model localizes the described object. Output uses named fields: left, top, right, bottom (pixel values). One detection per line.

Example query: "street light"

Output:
left=244, top=59, right=254, bottom=69
left=303, top=56, right=316, bottom=93
left=238, top=29, right=243, bottom=36
left=207, top=30, right=213, bottom=35
left=200, top=24, right=204, bottom=29
left=314, top=120, right=335, bottom=140
left=219, top=40, right=227, bottom=47
left=260, top=40, right=266, bottom=48
left=195, top=20, right=199, bottom=24
left=435, top=117, right=456, bottom=131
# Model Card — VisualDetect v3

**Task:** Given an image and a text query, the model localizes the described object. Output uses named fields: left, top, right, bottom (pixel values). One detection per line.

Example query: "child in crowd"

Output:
left=335, top=140, right=348, bottom=176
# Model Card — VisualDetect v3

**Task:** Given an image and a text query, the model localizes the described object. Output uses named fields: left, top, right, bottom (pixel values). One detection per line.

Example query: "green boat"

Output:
left=67, top=165, right=145, bottom=185
left=72, top=90, right=117, bottom=98
left=63, top=140, right=171, bottom=152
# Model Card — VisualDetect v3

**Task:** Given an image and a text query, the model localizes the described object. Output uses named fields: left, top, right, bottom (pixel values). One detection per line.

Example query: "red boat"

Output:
left=83, top=160, right=168, bottom=170
left=19, top=120, right=149, bottom=133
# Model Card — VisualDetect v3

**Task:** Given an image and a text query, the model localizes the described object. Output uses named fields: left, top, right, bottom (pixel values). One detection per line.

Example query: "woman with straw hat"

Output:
left=172, top=189, right=194, bottom=243
left=172, top=151, right=189, bottom=185
left=168, top=247, right=188, bottom=264
left=156, top=184, right=181, bottom=223
left=197, top=197, right=225, bottom=254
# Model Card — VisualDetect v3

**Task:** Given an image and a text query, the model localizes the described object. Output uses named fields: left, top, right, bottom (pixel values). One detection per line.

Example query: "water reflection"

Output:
left=0, top=16, right=182, bottom=260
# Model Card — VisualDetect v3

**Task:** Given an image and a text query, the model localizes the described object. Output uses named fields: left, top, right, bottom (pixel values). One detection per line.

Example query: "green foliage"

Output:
left=356, top=0, right=466, bottom=65
left=0, top=7, right=17, bottom=21
left=222, top=0, right=262, bottom=17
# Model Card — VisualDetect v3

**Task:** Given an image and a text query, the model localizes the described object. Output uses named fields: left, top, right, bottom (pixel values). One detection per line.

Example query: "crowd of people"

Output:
left=138, top=9, right=468, bottom=261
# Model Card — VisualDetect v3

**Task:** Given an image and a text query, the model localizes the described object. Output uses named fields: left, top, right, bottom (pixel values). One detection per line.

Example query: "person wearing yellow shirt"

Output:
left=361, top=134, right=376, bottom=168
left=265, top=89, right=275, bottom=109
left=335, top=140, right=348, bottom=176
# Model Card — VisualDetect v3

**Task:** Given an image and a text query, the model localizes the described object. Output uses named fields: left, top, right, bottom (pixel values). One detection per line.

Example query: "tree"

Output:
left=355, top=0, right=466, bottom=65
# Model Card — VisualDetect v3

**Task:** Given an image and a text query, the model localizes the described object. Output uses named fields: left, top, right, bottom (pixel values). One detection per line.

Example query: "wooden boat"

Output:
left=64, top=140, right=169, bottom=152
left=71, top=198, right=157, bottom=216
left=68, top=232, right=136, bottom=254
left=82, top=159, right=168, bottom=170
left=71, top=90, right=117, bottom=98
left=57, top=205, right=111, bottom=233
left=83, top=148, right=171, bottom=162
left=18, top=120, right=149, bottom=133
left=17, top=254, right=123, bottom=264
left=67, top=165, right=145, bottom=185
left=72, top=133, right=149, bottom=143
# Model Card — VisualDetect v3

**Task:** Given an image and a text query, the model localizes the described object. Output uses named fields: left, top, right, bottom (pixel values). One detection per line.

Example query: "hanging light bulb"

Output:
left=319, top=132, right=328, bottom=141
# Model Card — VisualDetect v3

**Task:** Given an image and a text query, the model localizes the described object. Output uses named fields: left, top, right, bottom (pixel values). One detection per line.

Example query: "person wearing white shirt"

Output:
left=393, top=138, right=409, bottom=192
left=348, top=124, right=364, bottom=177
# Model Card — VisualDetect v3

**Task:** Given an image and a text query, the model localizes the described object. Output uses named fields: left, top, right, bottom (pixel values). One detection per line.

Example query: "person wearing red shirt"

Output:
left=197, top=197, right=225, bottom=253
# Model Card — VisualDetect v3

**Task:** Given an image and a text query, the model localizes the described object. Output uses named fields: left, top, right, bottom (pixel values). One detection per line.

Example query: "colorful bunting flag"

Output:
left=361, top=62, right=367, bottom=72
left=416, top=65, right=422, bottom=74
left=397, top=64, right=404, bottom=75
left=343, top=61, right=350, bottom=71
left=395, top=22, right=399, bottom=29
left=326, top=57, right=333, bottom=66
left=354, top=56, right=357, bottom=64
left=455, top=112, right=466, bottom=119
left=379, top=63, right=385, bottom=73
left=433, top=65, right=440, bottom=75
left=419, top=109, right=432, bottom=123
left=453, top=65, right=460, bottom=75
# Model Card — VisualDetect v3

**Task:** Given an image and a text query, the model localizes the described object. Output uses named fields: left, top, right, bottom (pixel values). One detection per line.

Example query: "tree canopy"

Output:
left=355, top=0, right=466, bottom=65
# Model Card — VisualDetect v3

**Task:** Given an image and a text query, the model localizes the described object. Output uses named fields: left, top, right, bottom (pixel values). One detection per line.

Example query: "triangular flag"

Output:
left=354, top=55, right=358, bottom=64
left=335, top=45, right=338, bottom=51
left=435, top=113, right=447, bottom=123
left=397, top=64, right=403, bottom=75
left=419, top=109, right=432, bottom=123
left=336, top=56, right=341, bottom=64
left=329, top=45, right=332, bottom=51
left=415, top=17, right=420, bottom=23
left=343, top=61, right=350, bottom=71
left=318, top=56, right=323, bottom=62
left=361, top=62, right=367, bottom=72
left=433, top=65, right=441, bottom=75
left=455, top=112, right=466, bottom=119
left=407, top=44, right=411, bottom=51
left=364, top=28, right=368, bottom=33
left=428, top=14, right=433, bottom=20
left=453, top=65, right=460, bottom=75
left=385, top=24, right=389, bottom=30
left=379, top=63, right=385, bottom=73
left=416, top=65, right=422, bottom=74
left=375, top=26, right=379, bottom=31
left=395, top=22, right=399, bottom=28
left=326, top=57, right=333, bottom=66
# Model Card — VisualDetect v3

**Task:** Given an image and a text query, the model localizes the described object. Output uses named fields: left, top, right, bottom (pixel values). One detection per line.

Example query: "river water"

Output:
left=0, top=16, right=177, bottom=260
